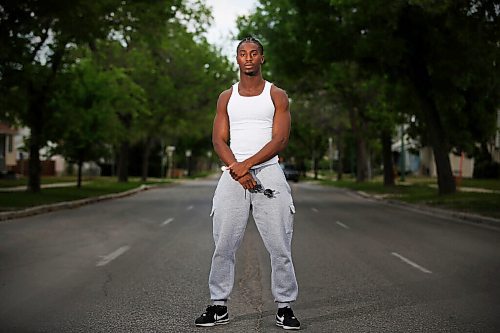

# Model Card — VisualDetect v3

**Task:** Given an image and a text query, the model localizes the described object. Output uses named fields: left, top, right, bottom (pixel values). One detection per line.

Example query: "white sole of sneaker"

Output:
left=195, top=320, right=229, bottom=327
left=276, top=322, right=300, bottom=330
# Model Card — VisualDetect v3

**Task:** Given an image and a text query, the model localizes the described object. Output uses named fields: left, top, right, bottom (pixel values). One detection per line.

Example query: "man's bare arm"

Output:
left=212, top=88, right=257, bottom=189
left=212, top=89, right=237, bottom=167
left=229, top=85, right=291, bottom=180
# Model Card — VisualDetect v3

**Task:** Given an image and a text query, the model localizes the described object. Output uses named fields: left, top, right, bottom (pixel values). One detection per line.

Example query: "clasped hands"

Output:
left=227, top=161, right=257, bottom=190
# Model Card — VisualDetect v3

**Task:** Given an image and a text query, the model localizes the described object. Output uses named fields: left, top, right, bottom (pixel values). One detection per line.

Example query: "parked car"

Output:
left=280, top=163, right=299, bottom=182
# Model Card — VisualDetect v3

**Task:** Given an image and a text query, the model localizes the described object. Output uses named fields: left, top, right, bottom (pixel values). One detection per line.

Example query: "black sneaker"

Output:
left=195, top=305, right=229, bottom=327
left=276, top=307, right=300, bottom=330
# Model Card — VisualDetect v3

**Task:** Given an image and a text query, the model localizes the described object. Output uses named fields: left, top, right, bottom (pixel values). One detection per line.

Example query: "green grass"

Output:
left=0, top=177, right=172, bottom=211
left=320, top=178, right=500, bottom=219
left=0, top=176, right=87, bottom=188
left=459, top=178, right=500, bottom=191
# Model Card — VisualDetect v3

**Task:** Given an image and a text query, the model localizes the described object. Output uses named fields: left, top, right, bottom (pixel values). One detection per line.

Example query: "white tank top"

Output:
left=227, top=80, right=279, bottom=168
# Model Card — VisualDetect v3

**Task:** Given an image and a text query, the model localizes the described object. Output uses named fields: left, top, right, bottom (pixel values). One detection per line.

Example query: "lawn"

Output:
left=0, top=176, right=85, bottom=188
left=0, top=177, right=171, bottom=211
left=320, top=177, right=500, bottom=219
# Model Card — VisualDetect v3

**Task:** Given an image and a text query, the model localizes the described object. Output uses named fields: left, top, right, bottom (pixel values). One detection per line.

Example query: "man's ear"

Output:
left=261, top=55, right=265, bottom=64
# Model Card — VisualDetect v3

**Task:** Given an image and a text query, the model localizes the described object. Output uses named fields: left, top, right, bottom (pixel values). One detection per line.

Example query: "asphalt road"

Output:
left=0, top=177, right=499, bottom=332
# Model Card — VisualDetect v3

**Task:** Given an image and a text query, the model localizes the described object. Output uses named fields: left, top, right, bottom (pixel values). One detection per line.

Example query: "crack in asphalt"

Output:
left=238, top=229, right=264, bottom=331
left=102, top=271, right=112, bottom=297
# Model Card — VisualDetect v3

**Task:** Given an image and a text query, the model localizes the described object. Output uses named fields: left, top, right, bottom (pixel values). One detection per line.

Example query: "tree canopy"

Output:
left=0, top=0, right=235, bottom=189
left=238, top=0, right=499, bottom=193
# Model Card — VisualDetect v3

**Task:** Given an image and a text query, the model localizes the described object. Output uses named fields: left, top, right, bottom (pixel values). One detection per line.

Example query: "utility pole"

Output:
left=185, top=149, right=192, bottom=177
left=328, top=137, right=333, bottom=174
left=166, top=146, right=175, bottom=178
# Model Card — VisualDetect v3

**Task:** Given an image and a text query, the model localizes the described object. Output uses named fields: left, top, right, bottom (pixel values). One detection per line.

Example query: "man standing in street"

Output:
left=195, top=36, right=300, bottom=330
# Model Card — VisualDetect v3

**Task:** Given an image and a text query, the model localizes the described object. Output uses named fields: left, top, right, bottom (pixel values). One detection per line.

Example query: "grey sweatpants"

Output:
left=208, top=163, right=298, bottom=303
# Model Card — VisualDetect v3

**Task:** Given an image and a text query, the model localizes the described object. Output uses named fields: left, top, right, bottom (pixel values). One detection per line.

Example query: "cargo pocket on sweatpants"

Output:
left=210, top=195, right=216, bottom=217
left=286, top=204, right=296, bottom=236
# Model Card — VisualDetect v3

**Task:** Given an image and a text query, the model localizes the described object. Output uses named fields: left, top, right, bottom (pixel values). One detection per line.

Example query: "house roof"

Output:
left=0, top=122, right=18, bottom=135
left=391, top=137, right=419, bottom=151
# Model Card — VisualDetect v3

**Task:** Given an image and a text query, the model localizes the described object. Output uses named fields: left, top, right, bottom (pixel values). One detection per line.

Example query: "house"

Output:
left=419, top=147, right=474, bottom=178
left=391, top=125, right=475, bottom=178
left=391, top=135, right=421, bottom=175
left=490, top=109, right=500, bottom=163
left=0, top=122, right=18, bottom=175
left=13, top=127, right=101, bottom=177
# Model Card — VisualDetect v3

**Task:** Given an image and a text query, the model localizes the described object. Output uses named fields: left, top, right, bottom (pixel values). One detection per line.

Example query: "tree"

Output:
left=237, top=3, right=388, bottom=182
left=49, top=56, right=146, bottom=186
left=238, top=0, right=499, bottom=194
left=92, top=1, right=234, bottom=181
left=308, top=0, right=499, bottom=193
left=0, top=0, right=124, bottom=191
left=0, top=0, right=216, bottom=188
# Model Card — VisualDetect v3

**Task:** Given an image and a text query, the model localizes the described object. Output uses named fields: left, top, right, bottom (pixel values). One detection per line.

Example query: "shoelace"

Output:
left=203, top=305, right=224, bottom=317
left=202, top=305, right=216, bottom=317
left=280, top=307, right=296, bottom=319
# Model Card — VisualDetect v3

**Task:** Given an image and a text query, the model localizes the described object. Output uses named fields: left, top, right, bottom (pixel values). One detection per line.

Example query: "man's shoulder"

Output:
left=218, top=86, right=234, bottom=101
left=216, top=85, right=234, bottom=108
left=270, top=83, right=289, bottom=102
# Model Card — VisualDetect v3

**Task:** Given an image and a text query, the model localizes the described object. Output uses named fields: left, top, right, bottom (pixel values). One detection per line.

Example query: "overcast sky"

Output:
left=204, top=0, right=258, bottom=60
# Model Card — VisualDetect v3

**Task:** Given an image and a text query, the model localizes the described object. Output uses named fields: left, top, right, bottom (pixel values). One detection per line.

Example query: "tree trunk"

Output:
left=141, top=138, right=153, bottom=182
left=381, top=129, right=395, bottom=186
left=421, top=103, right=455, bottom=195
left=117, top=140, right=129, bottom=183
left=26, top=48, right=64, bottom=193
left=116, top=112, right=132, bottom=183
left=432, top=135, right=456, bottom=195
left=421, top=92, right=456, bottom=194
left=355, top=135, right=369, bottom=182
left=77, top=159, right=83, bottom=188
left=348, top=107, right=369, bottom=182
left=313, top=156, right=320, bottom=180
left=402, top=24, right=456, bottom=195
left=27, top=134, right=41, bottom=192
left=409, top=58, right=456, bottom=194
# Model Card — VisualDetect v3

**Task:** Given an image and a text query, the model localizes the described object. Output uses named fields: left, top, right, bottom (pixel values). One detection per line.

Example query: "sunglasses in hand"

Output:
left=249, top=184, right=276, bottom=198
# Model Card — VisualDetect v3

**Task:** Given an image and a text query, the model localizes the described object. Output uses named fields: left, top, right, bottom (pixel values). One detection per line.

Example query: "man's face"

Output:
left=236, top=42, right=264, bottom=76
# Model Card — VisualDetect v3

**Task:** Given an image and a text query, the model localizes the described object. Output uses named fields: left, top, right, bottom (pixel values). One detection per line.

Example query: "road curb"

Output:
left=355, top=190, right=500, bottom=228
left=0, top=184, right=153, bottom=222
